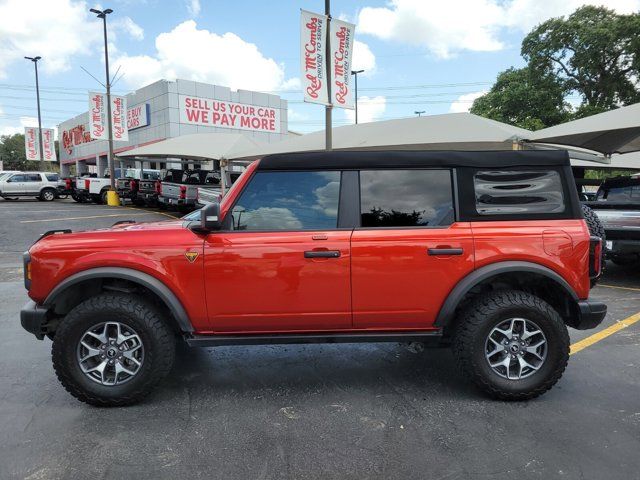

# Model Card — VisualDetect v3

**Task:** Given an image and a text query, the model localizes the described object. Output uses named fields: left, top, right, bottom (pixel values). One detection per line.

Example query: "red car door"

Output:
left=351, top=169, right=475, bottom=330
left=203, top=170, right=352, bottom=333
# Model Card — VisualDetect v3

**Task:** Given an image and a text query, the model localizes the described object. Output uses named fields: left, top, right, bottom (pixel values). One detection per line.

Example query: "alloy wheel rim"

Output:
left=76, top=322, right=144, bottom=386
left=485, top=317, right=547, bottom=380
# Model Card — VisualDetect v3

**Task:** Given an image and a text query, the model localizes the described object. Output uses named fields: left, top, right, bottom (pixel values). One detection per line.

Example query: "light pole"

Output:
left=351, top=69, right=364, bottom=124
left=414, top=110, right=426, bottom=117
left=24, top=56, right=44, bottom=171
left=90, top=7, right=117, bottom=195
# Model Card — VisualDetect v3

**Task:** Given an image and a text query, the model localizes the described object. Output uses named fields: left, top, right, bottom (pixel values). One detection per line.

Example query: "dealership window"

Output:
left=474, top=170, right=564, bottom=215
left=359, top=169, right=454, bottom=227
left=230, top=171, right=341, bottom=231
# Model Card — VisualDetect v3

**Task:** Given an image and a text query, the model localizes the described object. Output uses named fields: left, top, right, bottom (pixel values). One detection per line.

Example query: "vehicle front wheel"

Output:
left=453, top=290, right=569, bottom=401
left=52, top=293, right=175, bottom=406
left=40, top=188, right=56, bottom=201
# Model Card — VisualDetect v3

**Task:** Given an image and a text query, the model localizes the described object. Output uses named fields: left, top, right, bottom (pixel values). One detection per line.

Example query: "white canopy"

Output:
left=529, top=103, right=640, bottom=155
left=230, top=113, right=533, bottom=160
left=572, top=151, right=640, bottom=170
left=118, top=132, right=263, bottom=161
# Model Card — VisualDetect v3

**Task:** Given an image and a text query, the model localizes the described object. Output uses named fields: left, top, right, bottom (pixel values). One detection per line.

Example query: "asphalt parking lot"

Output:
left=1, top=199, right=639, bottom=480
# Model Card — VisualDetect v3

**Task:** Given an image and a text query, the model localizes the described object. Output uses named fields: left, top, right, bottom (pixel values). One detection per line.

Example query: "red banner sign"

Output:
left=330, top=19, right=356, bottom=109
left=24, top=127, right=39, bottom=161
left=300, top=9, right=329, bottom=105
left=179, top=95, right=281, bottom=133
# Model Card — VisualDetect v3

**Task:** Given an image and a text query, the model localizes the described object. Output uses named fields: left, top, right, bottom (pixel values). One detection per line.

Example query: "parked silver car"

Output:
left=0, top=171, right=60, bottom=201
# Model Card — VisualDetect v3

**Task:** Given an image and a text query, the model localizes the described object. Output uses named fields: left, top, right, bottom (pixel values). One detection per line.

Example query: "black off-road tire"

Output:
left=453, top=290, right=569, bottom=401
left=52, top=293, right=175, bottom=407
left=581, top=204, right=605, bottom=287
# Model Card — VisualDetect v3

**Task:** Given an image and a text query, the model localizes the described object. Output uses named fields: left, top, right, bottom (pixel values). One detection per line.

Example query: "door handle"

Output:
left=428, top=248, right=463, bottom=256
left=304, top=250, right=341, bottom=258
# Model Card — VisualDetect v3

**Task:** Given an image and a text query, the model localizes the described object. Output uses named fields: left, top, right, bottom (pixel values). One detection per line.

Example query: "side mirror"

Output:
left=200, top=201, right=222, bottom=231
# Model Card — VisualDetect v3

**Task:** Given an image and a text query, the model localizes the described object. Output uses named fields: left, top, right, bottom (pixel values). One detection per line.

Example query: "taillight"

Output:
left=65, top=178, right=71, bottom=189
left=130, top=180, right=138, bottom=192
left=589, top=236, right=603, bottom=279
left=179, top=185, right=187, bottom=200
left=155, top=181, right=162, bottom=194
left=84, top=179, right=90, bottom=190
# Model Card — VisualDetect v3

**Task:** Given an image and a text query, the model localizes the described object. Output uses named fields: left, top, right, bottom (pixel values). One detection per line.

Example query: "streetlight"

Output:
left=351, top=69, right=364, bottom=124
left=24, top=56, right=44, bottom=171
left=414, top=110, right=426, bottom=117
left=90, top=7, right=117, bottom=201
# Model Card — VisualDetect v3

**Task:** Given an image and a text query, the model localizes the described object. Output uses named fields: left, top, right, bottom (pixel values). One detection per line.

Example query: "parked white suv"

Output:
left=0, top=171, right=60, bottom=201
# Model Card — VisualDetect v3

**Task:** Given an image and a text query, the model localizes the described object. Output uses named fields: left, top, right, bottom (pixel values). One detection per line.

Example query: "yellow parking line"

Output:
left=125, top=206, right=180, bottom=220
left=20, top=213, right=152, bottom=223
left=570, top=311, right=640, bottom=355
left=597, top=284, right=640, bottom=293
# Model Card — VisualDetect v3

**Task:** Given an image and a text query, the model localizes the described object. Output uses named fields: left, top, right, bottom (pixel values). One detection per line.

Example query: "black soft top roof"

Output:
left=256, top=150, right=570, bottom=171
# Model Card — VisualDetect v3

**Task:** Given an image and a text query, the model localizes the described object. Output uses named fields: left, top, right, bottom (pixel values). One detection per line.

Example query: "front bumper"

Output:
left=20, top=300, right=49, bottom=340
left=575, top=300, right=607, bottom=330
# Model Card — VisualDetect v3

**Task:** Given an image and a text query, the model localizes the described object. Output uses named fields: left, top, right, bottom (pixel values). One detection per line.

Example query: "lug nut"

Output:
left=109, top=360, right=114, bottom=365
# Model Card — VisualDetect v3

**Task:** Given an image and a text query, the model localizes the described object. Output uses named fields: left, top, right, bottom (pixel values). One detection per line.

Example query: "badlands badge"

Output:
left=185, top=251, right=199, bottom=263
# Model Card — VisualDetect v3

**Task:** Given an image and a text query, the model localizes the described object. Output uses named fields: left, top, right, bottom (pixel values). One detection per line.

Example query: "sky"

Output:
left=1, top=0, right=639, bottom=137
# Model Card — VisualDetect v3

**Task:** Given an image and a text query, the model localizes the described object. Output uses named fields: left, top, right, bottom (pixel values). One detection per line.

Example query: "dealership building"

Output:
left=57, top=79, right=290, bottom=176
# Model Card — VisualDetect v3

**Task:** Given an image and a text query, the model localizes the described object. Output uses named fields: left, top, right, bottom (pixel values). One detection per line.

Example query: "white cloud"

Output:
left=449, top=91, right=487, bottom=113
left=115, top=17, right=144, bottom=41
left=345, top=95, right=386, bottom=124
left=0, top=0, right=101, bottom=78
left=352, top=41, right=376, bottom=75
left=0, top=0, right=145, bottom=78
left=186, top=0, right=201, bottom=17
left=357, top=0, right=640, bottom=58
left=114, top=20, right=295, bottom=91
left=0, top=111, right=38, bottom=136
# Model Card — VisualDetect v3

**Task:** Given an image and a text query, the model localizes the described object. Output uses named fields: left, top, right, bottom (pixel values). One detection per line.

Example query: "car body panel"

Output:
left=350, top=223, right=475, bottom=329
left=202, top=230, right=352, bottom=333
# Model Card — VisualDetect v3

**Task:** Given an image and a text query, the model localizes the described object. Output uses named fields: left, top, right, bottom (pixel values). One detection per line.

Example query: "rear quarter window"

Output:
left=474, top=170, right=565, bottom=215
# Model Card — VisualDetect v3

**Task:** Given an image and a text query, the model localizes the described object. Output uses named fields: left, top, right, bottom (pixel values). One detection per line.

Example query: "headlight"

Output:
left=23, top=251, right=31, bottom=290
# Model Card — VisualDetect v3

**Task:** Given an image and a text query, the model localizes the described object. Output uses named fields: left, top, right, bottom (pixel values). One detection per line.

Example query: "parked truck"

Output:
left=158, top=169, right=221, bottom=210
left=116, top=168, right=161, bottom=205
left=584, top=175, right=640, bottom=265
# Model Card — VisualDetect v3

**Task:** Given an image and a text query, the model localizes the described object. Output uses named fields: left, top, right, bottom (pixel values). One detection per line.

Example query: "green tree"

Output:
left=470, top=67, right=569, bottom=130
left=522, top=6, right=640, bottom=117
left=472, top=6, right=640, bottom=128
left=0, top=133, right=60, bottom=171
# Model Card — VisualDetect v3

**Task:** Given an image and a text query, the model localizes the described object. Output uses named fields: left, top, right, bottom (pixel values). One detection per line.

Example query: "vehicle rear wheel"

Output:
left=40, top=188, right=56, bottom=201
left=52, top=293, right=175, bottom=406
left=453, top=290, right=569, bottom=401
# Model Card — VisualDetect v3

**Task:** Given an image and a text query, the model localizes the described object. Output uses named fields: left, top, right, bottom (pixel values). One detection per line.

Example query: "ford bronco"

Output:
left=20, top=150, right=606, bottom=406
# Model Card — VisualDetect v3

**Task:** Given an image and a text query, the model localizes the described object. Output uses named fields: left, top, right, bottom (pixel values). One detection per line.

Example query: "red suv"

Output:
left=20, top=150, right=605, bottom=406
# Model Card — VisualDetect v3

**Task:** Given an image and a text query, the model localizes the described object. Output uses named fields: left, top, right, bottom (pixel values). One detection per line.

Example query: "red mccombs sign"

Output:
left=179, top=95, right=281, bottom=133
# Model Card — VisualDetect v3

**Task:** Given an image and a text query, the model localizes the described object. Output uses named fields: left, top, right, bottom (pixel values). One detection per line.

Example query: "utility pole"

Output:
left=325, top=0, right=332, bottom=151
left=415, top=110, right=426, bottom=117
left=90, top=8, right=116, bottom=193
left=24, top=56, right=44, bottom=171
left=351, top=69, right=364, bottom=124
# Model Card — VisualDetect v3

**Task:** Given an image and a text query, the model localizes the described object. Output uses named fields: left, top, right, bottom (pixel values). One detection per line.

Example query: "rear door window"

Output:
left=474, top=170, right=564, bottom=215
left=359, top=169, right=454, bottom=227
left=230, top=171, right=341, bottom=231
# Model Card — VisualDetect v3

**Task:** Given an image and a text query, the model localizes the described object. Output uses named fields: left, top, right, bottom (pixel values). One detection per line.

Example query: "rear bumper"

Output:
left=20, top=300, right=49, bottom=340
left=575, top=300, right=607, bottom=330
left=159, top=196, right=194, bottom=206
